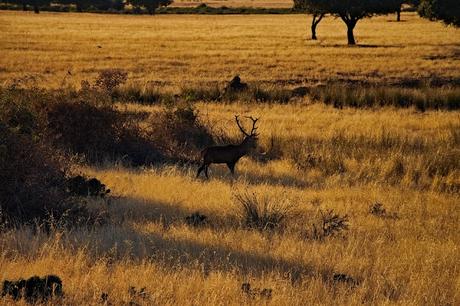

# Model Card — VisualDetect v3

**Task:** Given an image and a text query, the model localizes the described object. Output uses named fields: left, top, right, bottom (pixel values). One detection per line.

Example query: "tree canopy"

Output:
left=418, top=0, right=460, bottom=27
left=296, top=0, right=402, bottom=44
left=127, top=0, right=172, bottom=14
left=8, top=0, right=50, bottom=13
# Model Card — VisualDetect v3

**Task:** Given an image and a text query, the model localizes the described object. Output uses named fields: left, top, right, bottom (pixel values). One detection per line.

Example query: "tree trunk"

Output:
left=346, top=22, right=356, bottom=45
left=310, top=14, right=324, bottom=40
left=22, top=3, right=27, bottom=11
left=396, top=9, right=401, bottom=22
left=147, top=4, right=156, bottom=15
left=34, top=5, right=39, bottom=14
left=311, top=17, right=317, bottom=40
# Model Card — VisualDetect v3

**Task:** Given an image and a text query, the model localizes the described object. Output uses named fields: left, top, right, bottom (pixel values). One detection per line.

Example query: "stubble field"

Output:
left=0, top=10, right=459, bottom=306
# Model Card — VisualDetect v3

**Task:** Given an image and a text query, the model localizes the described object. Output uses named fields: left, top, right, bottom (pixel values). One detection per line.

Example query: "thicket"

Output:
left=0, top=71, right=217, bottom=226
left=0, top=88, right=100, bottom=226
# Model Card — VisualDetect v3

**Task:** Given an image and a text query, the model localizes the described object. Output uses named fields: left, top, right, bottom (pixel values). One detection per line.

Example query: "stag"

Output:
left=197, top=115, right=259, bottom=179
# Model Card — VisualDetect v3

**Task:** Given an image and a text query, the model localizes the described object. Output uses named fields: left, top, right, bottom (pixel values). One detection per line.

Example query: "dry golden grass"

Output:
left=0, top=11, right=459, bottom=89
left=1, top=102, right=459, bottom=305
left=1, top=10, right=459, bottom=306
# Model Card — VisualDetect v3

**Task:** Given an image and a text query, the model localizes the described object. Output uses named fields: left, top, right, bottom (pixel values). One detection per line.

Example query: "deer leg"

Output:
left=197, top=164, right=205, bottom=178
left=227, top=162, right=236, bottom=175
left=204, top=164, right=209, bottom=179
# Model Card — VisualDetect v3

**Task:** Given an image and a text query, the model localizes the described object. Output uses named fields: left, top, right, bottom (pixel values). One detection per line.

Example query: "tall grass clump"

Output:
left=305, top=210, right=349, bottom=241
left=309, top=85, right=460, bottom=110
left=233, top=191, right=292, bottom=231
left=177, top=84, right=292, bottom=104
left=113, top=83, right=173, bottom=105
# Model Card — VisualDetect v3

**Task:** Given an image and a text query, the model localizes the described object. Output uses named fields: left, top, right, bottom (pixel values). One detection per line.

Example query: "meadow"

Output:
left=1, top=11, right=459, bottom=89
left=0, top=10, right=459, bottom=306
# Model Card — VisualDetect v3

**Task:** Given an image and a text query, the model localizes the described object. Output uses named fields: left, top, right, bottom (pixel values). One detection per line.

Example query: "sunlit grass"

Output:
left=1, top=102, right=459, bottom=305
left=0, top=10, right=459, bottom=306
left=1, top=11, right=459, bottom=89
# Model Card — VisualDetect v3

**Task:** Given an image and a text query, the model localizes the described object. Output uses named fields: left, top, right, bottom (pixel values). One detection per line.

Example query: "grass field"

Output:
left=1, top=10, right=459, bottom=306
left=1, top=11, right=459, bottom=89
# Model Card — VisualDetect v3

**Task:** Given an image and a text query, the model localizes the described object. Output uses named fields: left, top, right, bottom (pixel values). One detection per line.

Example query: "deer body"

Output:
left=197, top=116, right=259, bottom=179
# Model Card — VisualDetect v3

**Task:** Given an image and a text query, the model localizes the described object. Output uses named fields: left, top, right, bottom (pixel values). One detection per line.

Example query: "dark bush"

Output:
left=0, top=123, right=68, bottom=225
left=149, top=103, right=214, bottom=161
left=94, top=69, right=128, bottom=94
left=185, top=212, right=208, bottom=227
left=47, top=98, right=121, bottom=159
left=1, top=275, right=63, bottom=303
left=45, top=78, right=163, bottom=165
left=66, top=175, right=110, bottom=197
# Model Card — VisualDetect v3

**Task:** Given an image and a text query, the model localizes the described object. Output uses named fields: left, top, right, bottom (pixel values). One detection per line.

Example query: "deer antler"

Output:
left=245, top=116, right=259, bottom=136
left=235, top=115, right=250, bottom=137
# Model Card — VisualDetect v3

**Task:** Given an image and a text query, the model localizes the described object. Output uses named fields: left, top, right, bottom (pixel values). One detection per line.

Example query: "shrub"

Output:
left=45, top=79, right=163, bottom=165
left=66, top=175, right=111, bottom=197
left=369, top=202, right=399, bottom=220
left=0, top=93, right=106, bottom=226
left=149, top=103, right=214, bottom=161
left=185, top=212, right=208, bottom=227
left=234, top=191, right=291, bottom=231
left=94, top=69, right=128, bottom=94
left=0, top=123, right=68, bottom=225
left=113, top=83, right=169, bottom=104
left=305, top=209, right=349, bottom=241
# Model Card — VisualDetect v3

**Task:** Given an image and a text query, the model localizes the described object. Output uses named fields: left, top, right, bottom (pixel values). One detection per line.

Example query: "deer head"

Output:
left=235, top=115, right=259, bottom=150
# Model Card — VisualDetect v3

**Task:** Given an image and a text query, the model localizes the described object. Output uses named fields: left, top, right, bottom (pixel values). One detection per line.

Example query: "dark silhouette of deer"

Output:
left=197, top=115, right=259, bottom=179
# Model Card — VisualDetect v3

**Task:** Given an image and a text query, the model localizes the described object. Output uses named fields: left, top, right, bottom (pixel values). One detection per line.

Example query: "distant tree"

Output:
left=295, top=0, right=402, bottom=45
left=396, top=0, right=421, bottom=21
left=293, top=0, right=327, bottom=40
left=7, top=0, right=49, bottom=13
left=55, top=0, right=124, bottom=12
left=128, top=0, right=172, bottom=14
left=395, top=0, right=403, bottom=21
left=418, top=0, right=460, bottom=27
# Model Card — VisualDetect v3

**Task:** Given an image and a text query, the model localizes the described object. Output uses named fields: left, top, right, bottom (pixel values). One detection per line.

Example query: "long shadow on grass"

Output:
left=102, top=196, right=308, bottom=277
left=108, top=196, right=237, bottom=228
left=195, top=165, right=311, bottom=189
left=48, top=194, right=349, bottom=286
left=71, top=221, right=326, bottom=283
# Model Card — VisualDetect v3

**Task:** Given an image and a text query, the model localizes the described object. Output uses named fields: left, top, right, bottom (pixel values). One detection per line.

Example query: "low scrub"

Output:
left=179, top=84, right=292, bottom=104
left=0, top=94, right=106, bottom=226
left=113, top=83, right=172, bottom=105
left=309, top=84, right=460, bottom=110
left=113, top=82, right=460, bottom=110
left=148, top=103, right=215, bottom=162
left=234, top=191, right=292, bottom=232
left=304, top=210, right=349, bottom=241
